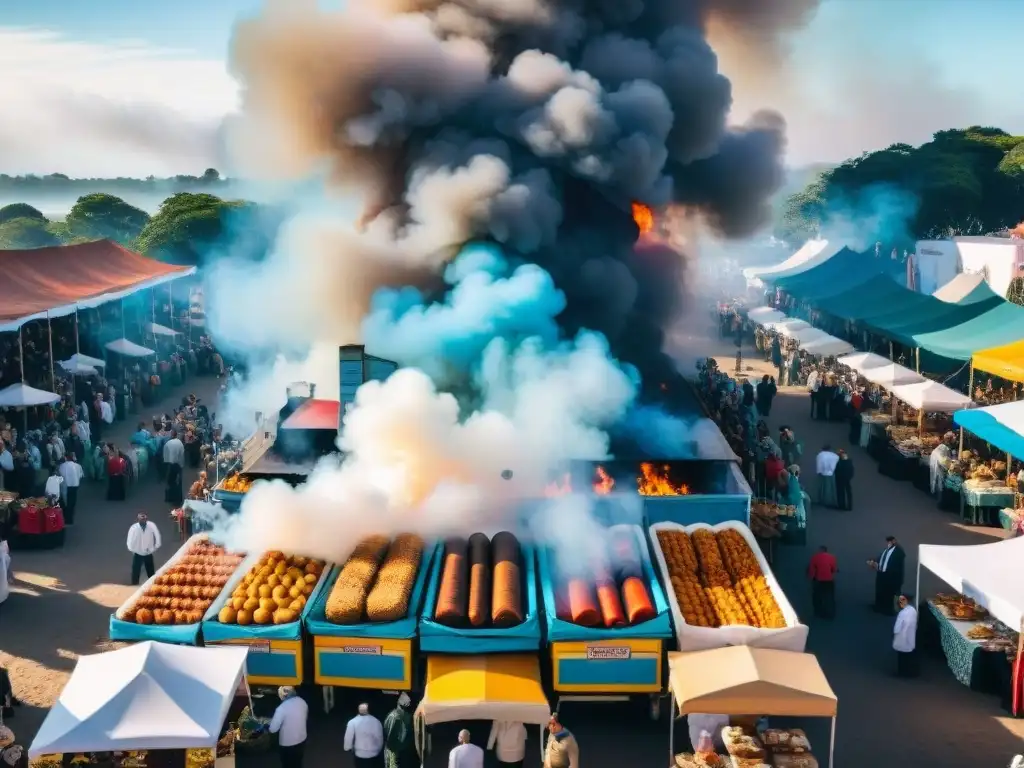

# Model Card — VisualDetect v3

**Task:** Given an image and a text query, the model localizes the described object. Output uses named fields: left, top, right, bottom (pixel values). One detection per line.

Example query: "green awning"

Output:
left=910, top=302, right=1024, bottom=361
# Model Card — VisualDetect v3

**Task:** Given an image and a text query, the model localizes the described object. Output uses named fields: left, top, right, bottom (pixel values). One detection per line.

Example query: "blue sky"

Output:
left=1, top=0, right=1022, bottom=176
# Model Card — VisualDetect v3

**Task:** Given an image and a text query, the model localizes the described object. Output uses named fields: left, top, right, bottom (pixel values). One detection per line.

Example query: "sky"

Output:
left=0, top=0, right=1023, bottom=178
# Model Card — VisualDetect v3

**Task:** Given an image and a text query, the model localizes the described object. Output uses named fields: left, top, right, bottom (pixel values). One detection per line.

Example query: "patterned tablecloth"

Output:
left=926, top=601, right=1007, bottom=691
left=960, top=483, right=1016, bottom=525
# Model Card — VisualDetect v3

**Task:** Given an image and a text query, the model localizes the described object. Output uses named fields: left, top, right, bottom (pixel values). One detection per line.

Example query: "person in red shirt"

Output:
left=807, top=545, right=838, bottom=619
left=764, top=451, right=785, bottom=498
left=106, top=444, right=128, bottom=502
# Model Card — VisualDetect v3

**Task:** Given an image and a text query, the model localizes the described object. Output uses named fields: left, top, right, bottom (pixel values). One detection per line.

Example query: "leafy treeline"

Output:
left=0, top=168, right=271, bottom=265
left=0, top=168, right=227, bottom=195
left=779, top=127, right=1024, bottom=249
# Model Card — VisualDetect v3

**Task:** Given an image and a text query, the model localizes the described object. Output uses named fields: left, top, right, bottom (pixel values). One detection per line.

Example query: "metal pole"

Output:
left=74, top=308, right=80, bottom=357
left=915, top=347, right=920, bottom=374
left=18, top=325, right=27, bottom=433
left=959, top=362, right=975, bottom=454
left=47, top=312, right=56, bottom=392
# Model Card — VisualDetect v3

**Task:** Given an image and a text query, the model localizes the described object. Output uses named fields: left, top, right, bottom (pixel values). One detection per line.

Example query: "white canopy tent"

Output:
left=0, top=383, right=61, bottom=407
left=765, top=318, right=811, bottom=335
left=63, top=353, right=106, bottom=369
left=799, top=334, right=856, bottom=357
left=836, top=351, right=891, bottom=373
left=917, top=537, right=1024, bottom=631
left=931, top=272, right=994, bottom=303
left=889, top=380, right=974, bottom=413
left=29, top=642, right=250, bottom=757
left=747, top=307, right=786, bottom=324
left=789, top=327, right=830, bottom=345
left=60, top=360, right=99, bottom=376
left=743, top=239, right=836, bottom=280
left=106, top=338, right=156, bottom=357
left=858, top=363, right=925, bottom=388
left=144, top=322, right=180, bottom=337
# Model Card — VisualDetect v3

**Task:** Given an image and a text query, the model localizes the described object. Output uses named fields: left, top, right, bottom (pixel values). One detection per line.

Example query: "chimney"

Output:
left=338, top=345, right=400, bottom=432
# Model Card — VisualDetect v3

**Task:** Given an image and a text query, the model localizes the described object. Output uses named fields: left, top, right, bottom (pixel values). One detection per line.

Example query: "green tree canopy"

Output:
left=64, top=193, right=151, bottom=245
left=0, top=202, right=47, bottom=226
left=778, top=127, right=1024, bottom=248
left=137, top=192, right=253, bottom=265
left=0, top=217, right=61, bottom=249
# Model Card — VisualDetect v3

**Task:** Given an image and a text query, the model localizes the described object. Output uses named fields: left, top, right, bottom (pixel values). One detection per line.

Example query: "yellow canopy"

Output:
left=974, top=339, right=1024, bottom=383
left=415, top=655, right=551, bottom=726
left=668, top=647, right=837, bottom=718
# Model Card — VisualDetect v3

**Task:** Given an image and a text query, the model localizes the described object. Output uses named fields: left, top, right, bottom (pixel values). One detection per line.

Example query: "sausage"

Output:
left=433, top=537, right=468, bottom=626
left=621, top=576, right=656, bottom=624
left=467, top=533, right=491, bottom=627
left=567, top=578, right=600, bottom=627
left=491, top=532, right=523, bottom=627
left=596, top=581, right=627, bottom=627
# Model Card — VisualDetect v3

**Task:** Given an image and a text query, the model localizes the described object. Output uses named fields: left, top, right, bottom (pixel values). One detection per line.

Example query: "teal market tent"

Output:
left=953, top=401, right=1024, bottom=459
left=932, top=273, right=1002, bottom=305
left=766, top=247, right=872, bottom=293
left=861, top=292, right=1003, bottom=347
left=910, top=302, right=1024, bottom=362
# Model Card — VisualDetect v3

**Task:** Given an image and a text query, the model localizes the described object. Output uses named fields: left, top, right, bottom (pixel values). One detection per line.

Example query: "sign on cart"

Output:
left=586, top=646, right=631, bottom=660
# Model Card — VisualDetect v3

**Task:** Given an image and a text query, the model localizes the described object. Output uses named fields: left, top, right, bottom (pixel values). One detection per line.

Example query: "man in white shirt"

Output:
left=269, top=686, right=308, bottom=768
left=893, top=593, right=919, bottom=677
left=126, top=513, right=162, bottom=585
left=449, top=729, right=484, bottom=768
left=59, top=454, right=85, bottom=526
left=487, top=721, right=527, bottom=767
left=806, top=369, right=821, bottom=418
left=815, top=445, right=839, bottom=508
left=100, top=396, right=114, bottom=425
left=344, top=703, right=384, bottom=768
left=44, top=467, right=64, bottom=502
left=0, top=441, right=13, bottom=491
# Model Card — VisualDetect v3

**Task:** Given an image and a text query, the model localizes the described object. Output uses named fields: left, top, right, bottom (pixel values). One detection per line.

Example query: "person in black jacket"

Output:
left=868, top=536, right=905, bottom=615
left=755, top=375, right=777, bottom=418
left=835, top=449, right=854, bottom=510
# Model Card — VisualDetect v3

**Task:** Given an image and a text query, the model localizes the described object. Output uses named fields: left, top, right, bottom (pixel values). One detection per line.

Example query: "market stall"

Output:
left=536, top=524, right=672, bottom=715
left=917, top=538, right=1023, bottom=711
left=29, top=641, right=249, bottom=756
left=666, top=646, right=838, bottom=768
left=418, top=532, right=541, bottom=653
left=305, top=536, right=437, bottom=710
left=799, top=334, right=855, bottom=358
left=105, top=338, right=156, bottom=357
left=413, top=654, right=550, bottom=763
left=649, top=521, right=808, bottom=652
left=201, top=552, right=331, bottom=686
left=747, top=307, right=786, bottom=325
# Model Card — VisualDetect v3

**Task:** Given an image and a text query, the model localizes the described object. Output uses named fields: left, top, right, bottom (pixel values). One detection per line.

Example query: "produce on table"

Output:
left=220, top=473, right=254, bottom=493
left=218, top=551, right=325, bottom=626
left=491, top=531, right=524, bottom=627
left=656, top=528, right=786, bottom=629
left=121, top=539, right=245, bottom=625
left=467, top=533, right=491, bottom=627
left=721, top=726, right=765, bottom=760
left=932, top=592, right=989, bottom=621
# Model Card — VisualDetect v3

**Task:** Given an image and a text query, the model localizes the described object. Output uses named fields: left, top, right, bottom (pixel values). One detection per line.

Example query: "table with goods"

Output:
left=675, top=721, right=822, bottom=768
left=999, top=507, right=1022, bottom=532
left=201, top=551, right=330, bottom=685
left=418, top=531, right=540, bottom=653
left=857, top=412, right=891, bottom=449
left=877, top=427, right=940, bottom=483
left=959, top=480, right=1015, bottom=526
left=925, top=594, right=1020, bottom=696
left=27, top=741, right=239, bottom=768
left=305, top=534, right=435, bottom=710
left=536, top=524, right=672, bottom=715
left=650, top=522, right=808, bottom=653
left=210, top=473, right=253, bottom=512
left=6, top=495, right=65, bottom=550
left=109, top=536, right=247, bottom=643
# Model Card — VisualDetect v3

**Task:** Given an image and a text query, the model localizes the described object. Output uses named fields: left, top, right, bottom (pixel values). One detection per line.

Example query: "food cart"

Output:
left=305, top=542, right=438, bottom=711
left=536, top=524, right=672, bottom=718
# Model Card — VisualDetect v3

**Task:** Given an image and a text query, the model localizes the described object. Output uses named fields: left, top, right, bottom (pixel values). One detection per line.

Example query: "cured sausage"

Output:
left=491, top=531, right=523, bottom=627
left=567, top=578, right=600, bottom=626
left=621, top=575, right=656, bottom=624
left=433, top=537, right=468, bottom=626
left=467, top=533, right=491, bottom=627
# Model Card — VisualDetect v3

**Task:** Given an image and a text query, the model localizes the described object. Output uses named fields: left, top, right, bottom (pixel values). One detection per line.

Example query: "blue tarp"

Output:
left=108, top=616, right=203, bottom=644
left=201, top=554, right=332, bottom=642
left=304, top=542, right=437, bottom=639
left=419, top=540, right=541, bottom=653
left=537, top=526, right=672, bottom=643
left=954, top=401, right=1024, bottom=459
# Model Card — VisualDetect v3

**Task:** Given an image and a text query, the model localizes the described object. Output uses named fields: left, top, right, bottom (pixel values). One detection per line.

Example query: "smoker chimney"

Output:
left=338, top=345, right=400, bottom=432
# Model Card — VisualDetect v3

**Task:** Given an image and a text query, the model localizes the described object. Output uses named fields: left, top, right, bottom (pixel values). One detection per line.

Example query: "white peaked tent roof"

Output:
left=919, top=537, right=1024, bottom=629
left=859, top=363, right=925, bottom=389
left=890, top=380, right=973, bottom=412
left=836, top=352, right=893, bottom=373
left=60, top=360, right=99, bottom=376
left=765, top=318, right=811, bottom=334
left=931, top=272, right=995, bottom=303
left=144, top=321, right=180, bottom=336
left=64, top=353, right=106, bottom=368
left=743, top=239, right=840, bottom=280
left=800, top=334, right=856, bottom=357
left=29, top=642, right=249, bottom=757
left=106, top=338, right=156, bottom=357
left=0, top=383, right=61, bottom=407
left=789, top=327, right=829, bottom=345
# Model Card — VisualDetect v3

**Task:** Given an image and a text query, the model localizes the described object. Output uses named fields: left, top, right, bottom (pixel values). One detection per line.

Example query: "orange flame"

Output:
left=544, top=474, right=572, bottom=497
left=592, top=466, right=615, bottom=495
left=637, top=463, right=690, bottom=496
left=632, top=202, right=654, bottom=236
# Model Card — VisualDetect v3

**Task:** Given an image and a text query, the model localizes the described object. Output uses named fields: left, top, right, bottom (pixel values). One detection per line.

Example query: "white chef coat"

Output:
left=269, top=695, right=308, bottom=747
left=163, top=438, right=185, bottom=466
left=893, top=604, right=918, bottom=653
left=815, top=450, right=839, bottom=476
left=344, top=714, right=383, bottom=758
left=928, top=443, right=951, bottom=494
left=126, top=522, right=162, bottom=556
left=100, top=400, right=113, bottom=424
left=59, top=460, right=84, bottom=488
left=44, top=474, right=63, bottom=499
left=487, top=721, right=527, bottom=763
left=448, top=742, right=484, bottom=768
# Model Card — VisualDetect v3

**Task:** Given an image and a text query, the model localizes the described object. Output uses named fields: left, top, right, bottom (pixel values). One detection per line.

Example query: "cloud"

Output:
left=0, top=27, right=238, bottom=177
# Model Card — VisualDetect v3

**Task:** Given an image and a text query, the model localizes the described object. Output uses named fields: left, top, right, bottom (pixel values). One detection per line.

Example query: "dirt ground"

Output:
left=3, top=341, right=1024, bottom=767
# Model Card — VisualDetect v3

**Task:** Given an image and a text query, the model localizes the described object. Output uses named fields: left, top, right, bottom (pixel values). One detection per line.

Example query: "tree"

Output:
left=778, top=127, right=1024, bottom=247
left=64, top=193, right=151, bottom=245
left=136, top=192, right=253, bottom=265
left=0, top=217, right=61, bottom=249
left=0, top=203, right=46, bottom=226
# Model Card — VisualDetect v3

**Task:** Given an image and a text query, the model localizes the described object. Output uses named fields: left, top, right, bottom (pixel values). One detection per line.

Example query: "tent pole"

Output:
left=889, top=341, right=894, bottom=361
left=18, top=326, right=27, bottom=433
left=47, top=312, right=56, bottom=393
left=828, top=717, right=836, bottom=768
left=960, top=363, right=975, bottom=454
left=915, top=347, right=920, bottom=374
left=668, top=692, right=675, bottom=765
left=74, top=308, right=80, bottom=357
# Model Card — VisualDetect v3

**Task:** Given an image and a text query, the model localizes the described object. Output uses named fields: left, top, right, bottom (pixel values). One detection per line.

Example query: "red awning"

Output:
left=0, top=240, right=194, bottom=330
left=280, top=399, right=340, bottom=430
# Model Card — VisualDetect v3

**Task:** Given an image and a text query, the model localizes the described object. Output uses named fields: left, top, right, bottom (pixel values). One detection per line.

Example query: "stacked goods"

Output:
left=557, top=528, right=656, bottom=628
left=120, top=539, right=244, bottom=625
left=721, top=726, right=765, bottom=762
left=656, top=528, right=786, bottom=629
left=220, top=474, right=253, bottom=493
left=325, top=534, right=425, bottom=624
left=433, top=531, right=524, bottom=628
left=218, top=552, right=325, bottom=625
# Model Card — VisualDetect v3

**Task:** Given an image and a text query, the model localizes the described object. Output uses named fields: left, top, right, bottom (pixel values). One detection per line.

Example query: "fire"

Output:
left=632, top=202, right=654, bottom=236
left=544, top=474, right=572, bottom=497
left=637, top=463, right=690, bottom=496
left=592, top=466, right=615, bottom=495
